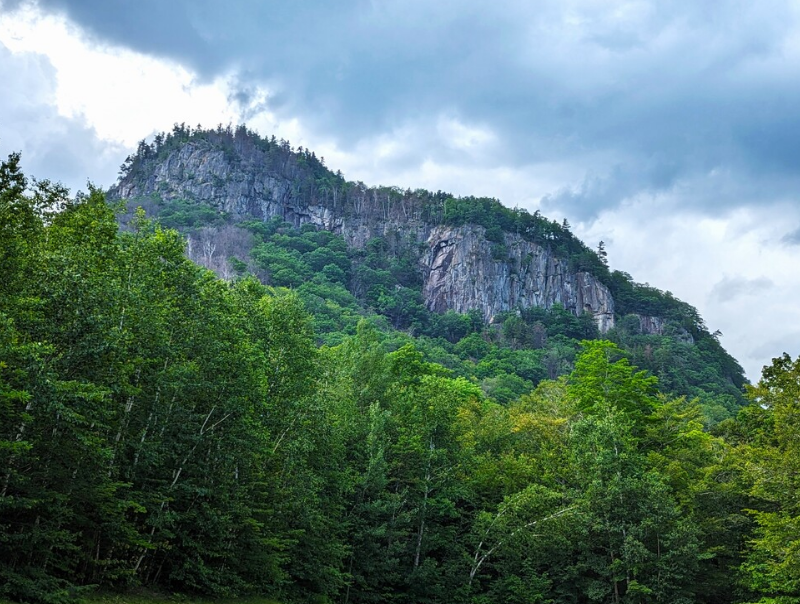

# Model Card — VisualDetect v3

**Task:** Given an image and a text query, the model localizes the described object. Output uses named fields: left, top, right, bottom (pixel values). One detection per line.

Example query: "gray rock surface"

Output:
left=422, top=226, right=615, bottom=331
left=637, top=314, right=667, bottom=335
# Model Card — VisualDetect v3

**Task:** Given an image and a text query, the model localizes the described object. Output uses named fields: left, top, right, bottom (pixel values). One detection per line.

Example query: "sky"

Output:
left=2, top=0, right=800, bottom=381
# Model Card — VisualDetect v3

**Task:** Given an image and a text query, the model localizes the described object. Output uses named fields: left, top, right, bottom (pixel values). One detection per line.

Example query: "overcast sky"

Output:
left=2, top=0, right=800, bottom=380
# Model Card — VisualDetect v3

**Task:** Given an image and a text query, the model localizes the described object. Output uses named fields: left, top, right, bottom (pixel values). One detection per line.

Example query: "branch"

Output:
left=469, top=506, right=576, bottom=586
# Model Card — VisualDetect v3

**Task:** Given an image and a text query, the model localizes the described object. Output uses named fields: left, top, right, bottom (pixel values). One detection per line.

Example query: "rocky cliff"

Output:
left=631, top=314, right=694, bottom=343
left=111, top=131, right=620, bottom=332
left=423, top=226, right=614, bottom=329
left=115, top=139, right=434, bottom=248
left=116, top=141, right=319, bottom=224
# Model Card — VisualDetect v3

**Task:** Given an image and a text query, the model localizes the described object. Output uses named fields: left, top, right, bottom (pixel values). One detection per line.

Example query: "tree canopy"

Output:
left=0, top=151, right=783, bottom=604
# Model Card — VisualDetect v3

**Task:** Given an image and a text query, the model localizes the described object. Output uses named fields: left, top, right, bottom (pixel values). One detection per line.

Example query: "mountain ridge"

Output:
left=109, top=123, right=700, bottom=338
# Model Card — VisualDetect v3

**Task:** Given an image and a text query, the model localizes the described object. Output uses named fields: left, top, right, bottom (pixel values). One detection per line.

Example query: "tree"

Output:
left=598, top=240, right=608, bottom=267
left=564, top=410, right=702, bottom=604
left=740, top=353, right=800, bottom=603
left=569, top=340, right=659, bottom=428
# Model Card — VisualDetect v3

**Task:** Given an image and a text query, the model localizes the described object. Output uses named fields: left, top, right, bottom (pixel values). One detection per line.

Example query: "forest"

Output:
left=2, top=149, right=800, bottom=604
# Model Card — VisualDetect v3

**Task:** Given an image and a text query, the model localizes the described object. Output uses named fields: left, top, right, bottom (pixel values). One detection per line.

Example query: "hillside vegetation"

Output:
left=3, top=150, right=796, bottom=604
left=117, top=125, right=746, bottom=422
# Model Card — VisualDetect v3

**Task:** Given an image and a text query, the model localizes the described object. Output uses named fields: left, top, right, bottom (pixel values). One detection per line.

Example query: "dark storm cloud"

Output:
left=7, top=0, right=800, bottom=217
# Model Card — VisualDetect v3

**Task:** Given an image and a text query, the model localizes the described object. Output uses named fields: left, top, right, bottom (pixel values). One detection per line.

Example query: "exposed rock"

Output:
left=637, top=315, right=667, bottom=335
left=113, top=141, right=434, bottom=249
left=632, top=314, right=694, bottom=344
left=117, top=142, right=325, bottom=225
left=422, top=225, right=615, bottom=331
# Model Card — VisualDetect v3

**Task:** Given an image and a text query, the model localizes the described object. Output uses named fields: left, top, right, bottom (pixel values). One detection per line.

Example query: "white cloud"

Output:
left=0, top=39, right=125, bottom=192
left=0, top=6, right=256, bottom=147
left=436, top=115, right=497, bottom=153
left=575, top=199, right=800, bottom=381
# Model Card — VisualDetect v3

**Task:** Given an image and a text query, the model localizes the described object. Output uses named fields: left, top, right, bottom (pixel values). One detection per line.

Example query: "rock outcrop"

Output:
left=632, top=314, right=694, bottom=344
left=117, top=142, right=326, bottom=224
left=113, top=141, right=434, bottom=249
left=637, top=315, right=667, bottom=335
left=422, top=226, right=614, bottom=331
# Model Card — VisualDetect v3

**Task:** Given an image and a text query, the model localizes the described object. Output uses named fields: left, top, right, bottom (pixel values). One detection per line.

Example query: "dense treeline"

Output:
left=3, top=154, right=799, bottom=604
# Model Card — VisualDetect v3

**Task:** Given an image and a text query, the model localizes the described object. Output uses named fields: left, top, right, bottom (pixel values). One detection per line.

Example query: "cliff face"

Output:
left=114, top=140, right=433, bottom=248
left=633, top=314, right=694, bottom=343
left=422, top=226, right=615, bottom=330
left=112, top=139, right=617, bottom=331
left=116, top=141, right=309, bottom=223
left=637, top=314, right=667, bottom=336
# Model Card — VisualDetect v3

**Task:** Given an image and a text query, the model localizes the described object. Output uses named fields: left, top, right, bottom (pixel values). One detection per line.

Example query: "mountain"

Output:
left=112, top=125, right=616, bottom=326
left=109, top=123, right=746, bottom=419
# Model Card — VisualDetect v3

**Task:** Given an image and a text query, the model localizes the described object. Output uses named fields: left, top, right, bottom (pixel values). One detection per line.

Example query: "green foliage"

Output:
left=605, top=317, right=746, bottom=423
left=568, top=340, right=659, bottom=424
left=252, top=241, right=312, bottom=287
left=0, top=150, right=767, bottom=604
left=0, top=158, right=341, bottom=602
left=606, top=270, right=713, bottom=338
left=157, top=198, right=228, bottom=229
left=738, top=354, right=800, bottom=603
left=564, top=410, right=702, bottom=603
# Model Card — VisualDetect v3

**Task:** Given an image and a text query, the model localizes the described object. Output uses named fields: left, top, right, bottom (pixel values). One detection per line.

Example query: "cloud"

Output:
left=0, top=40, right=126, bottom=193
left=749, top=332, right=800, bottom=366
left=0, top=5, right=294, bottom=191
left=710, top=275, right=775, bottom=303
left=781, top=226, right=800, bottom=245
left=5, top=0, right=800, bottom=220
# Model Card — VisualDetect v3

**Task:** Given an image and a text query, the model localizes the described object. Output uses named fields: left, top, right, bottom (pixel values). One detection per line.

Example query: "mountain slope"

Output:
left=110, top=123, right=746, bottom=418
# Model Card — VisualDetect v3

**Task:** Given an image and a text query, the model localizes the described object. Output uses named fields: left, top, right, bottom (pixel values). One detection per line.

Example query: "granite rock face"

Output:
left=114, top=141, right=619, bottom=331
left=633, top=314, right=694, bottom=343
left=422, top=226, right=615, bottom=331
left=113, top=141, right=434, bottom=248
left=116, top=142, right=331, bottom=226
left=637, top=314, right=667, bottom=335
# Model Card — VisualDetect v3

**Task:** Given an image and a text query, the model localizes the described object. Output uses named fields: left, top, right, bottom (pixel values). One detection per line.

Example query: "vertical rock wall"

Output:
left=422, top=226, right=615, bottom=331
